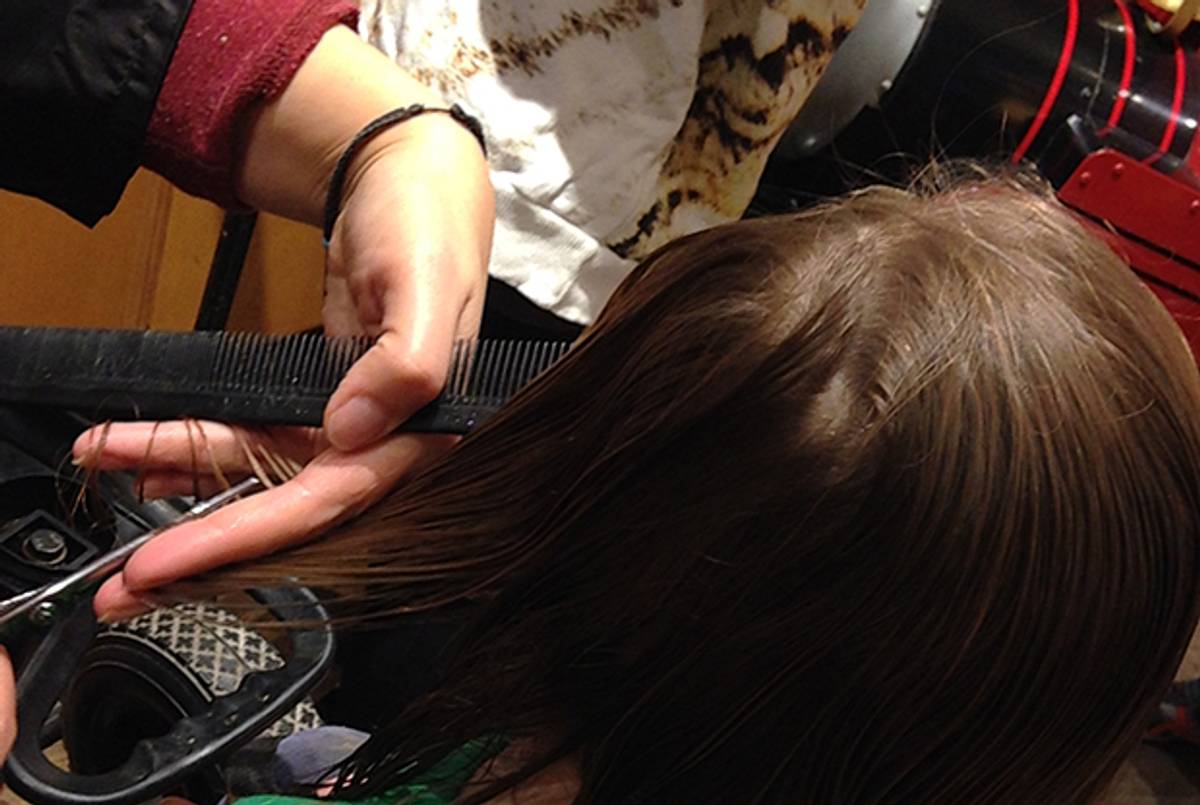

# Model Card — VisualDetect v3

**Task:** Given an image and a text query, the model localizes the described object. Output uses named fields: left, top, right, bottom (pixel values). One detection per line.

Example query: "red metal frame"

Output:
left=1013, top=0, right=1081, bottom=163
left=1100, top=0, right=1138, bottom=135
left=1058, top=149, right=1200, bottom=351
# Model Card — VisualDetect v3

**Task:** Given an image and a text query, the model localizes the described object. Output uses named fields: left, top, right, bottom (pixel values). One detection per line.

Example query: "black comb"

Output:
left=0, top=327, right=571, bottom=434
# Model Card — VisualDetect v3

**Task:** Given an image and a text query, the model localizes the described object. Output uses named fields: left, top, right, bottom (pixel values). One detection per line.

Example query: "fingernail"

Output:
left=97, top=594, right=161, bottom=624
left=72, top=444, right=99, bottom=467
left=97, top=606, right=140, bottom=625
left=327, top=396, right=389, bottom=450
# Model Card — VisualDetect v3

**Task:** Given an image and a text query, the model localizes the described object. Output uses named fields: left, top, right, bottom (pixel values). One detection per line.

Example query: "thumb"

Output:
left=324, top=328, right=451, bottom=451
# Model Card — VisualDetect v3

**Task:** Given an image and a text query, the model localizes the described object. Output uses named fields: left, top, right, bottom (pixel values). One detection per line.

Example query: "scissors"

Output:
left=0, top=476, right=264, bottom=640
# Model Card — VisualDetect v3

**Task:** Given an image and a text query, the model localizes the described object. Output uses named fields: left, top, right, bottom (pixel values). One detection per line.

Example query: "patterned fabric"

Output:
left=359, top=0, right=867, bottom=325
left=112, top=602, right=322, bottom=738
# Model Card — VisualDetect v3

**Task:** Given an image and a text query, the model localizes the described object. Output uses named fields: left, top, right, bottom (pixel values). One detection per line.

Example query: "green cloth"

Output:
left=236, top=738, right=504, bottom=805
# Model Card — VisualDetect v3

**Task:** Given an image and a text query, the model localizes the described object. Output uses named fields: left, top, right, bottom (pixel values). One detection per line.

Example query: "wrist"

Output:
left=324, top=105, right=489, bottom=245
left=233, top=25, right=458, bottom=225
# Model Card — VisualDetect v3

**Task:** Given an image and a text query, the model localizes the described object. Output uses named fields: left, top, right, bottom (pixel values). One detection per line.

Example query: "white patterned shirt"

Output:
left=359, top=0, right=866, bottom=324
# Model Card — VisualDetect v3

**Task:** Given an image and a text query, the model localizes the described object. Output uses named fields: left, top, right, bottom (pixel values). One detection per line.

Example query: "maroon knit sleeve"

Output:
left=144, top=0, right=359, bottom=208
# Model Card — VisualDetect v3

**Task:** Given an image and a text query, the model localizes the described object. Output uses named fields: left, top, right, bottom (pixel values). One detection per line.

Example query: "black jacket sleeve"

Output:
left=0, top=0, right=193, bottom=225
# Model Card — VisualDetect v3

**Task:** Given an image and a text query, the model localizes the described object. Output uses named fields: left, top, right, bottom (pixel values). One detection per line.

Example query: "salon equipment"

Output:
left=6, top=584, right=332, bottom=805
left=0, top=328, right=571, bottom=434
left=0, top=406, right=334, bottom=805
left=0, top=325, right=568, bottom=804
left=765, top=0, right=1200, bottom=352
left=0, top=477, right=262, bottom=641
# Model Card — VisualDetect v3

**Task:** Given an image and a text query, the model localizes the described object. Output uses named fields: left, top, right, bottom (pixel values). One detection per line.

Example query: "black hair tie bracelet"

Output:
left=321, top=103, right=488, bottom=246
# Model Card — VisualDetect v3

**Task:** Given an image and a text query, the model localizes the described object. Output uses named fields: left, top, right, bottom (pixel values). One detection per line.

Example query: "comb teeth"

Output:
left=0, top=327, right=570, bottom=435
left=444, top=339, right=570, bottom=404
left=208, top=333, right=568, bottom=400
left=210, top=332, right=375, bottom=392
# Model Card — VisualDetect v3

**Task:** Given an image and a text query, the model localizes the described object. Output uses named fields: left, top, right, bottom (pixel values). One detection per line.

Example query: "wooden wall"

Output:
left=0, top=170, right=326, bottom=333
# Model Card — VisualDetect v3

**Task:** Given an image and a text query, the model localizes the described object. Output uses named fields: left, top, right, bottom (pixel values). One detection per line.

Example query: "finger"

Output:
left=324, top=331, right=454, bottom=452
left=74, top=421, right=243, bottom=471
left=93, top=576, right=156, bottom=624
left=323, top=255, right=486, bottom=451
left=74, top=421, right=323, bottom=472
left=134, top=471, right=245, bottom=501
left=116, top=434, right=453, bottom=594
left=0, top=647, right=14, bottom=760
left=324, top=229, right=486, bottom=452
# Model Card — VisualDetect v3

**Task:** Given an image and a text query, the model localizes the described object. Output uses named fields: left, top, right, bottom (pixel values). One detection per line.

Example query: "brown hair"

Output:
left=178, top=172, right=1200, bottom=803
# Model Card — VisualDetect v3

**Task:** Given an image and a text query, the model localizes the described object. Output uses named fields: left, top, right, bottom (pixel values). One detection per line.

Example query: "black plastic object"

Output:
left=0, top=405, right=184, bottom=536
left=195, top=213, right=257, bottom=333
left=0, top=405, right=333, bottom=804
left=4, top=586, right=333, bottom=805
left=763, top=0, right=1200, bottom=198
left=62, top=630, right=227, bottom=803
left=0, top=328, right=571, bottom=435
left=0, top=406, right=175, bottom=606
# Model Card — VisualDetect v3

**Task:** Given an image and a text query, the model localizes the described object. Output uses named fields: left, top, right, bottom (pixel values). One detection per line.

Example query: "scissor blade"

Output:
left=0, top=476, right=264, bottom=633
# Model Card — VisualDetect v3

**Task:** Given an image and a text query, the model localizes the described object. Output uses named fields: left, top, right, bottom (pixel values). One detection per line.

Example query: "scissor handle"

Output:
left=4, top=587, right=334, bottom=805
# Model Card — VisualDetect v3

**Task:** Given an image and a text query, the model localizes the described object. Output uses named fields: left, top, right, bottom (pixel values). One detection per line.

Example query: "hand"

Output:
left=76, top=421, right=455, bottom=622
left=230, top=24, right=495, bottom=451
left=75, top=25, right=497, bottom=622
left=73, top=24, right=497, bottom=618
left=79, top=124, right=490, bottom=609
left=321, top=112, right=493, bottom=451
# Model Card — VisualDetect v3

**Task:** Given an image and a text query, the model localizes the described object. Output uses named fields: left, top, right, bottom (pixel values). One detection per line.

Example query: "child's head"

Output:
left=191, top=172, right=1200, bottom=803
